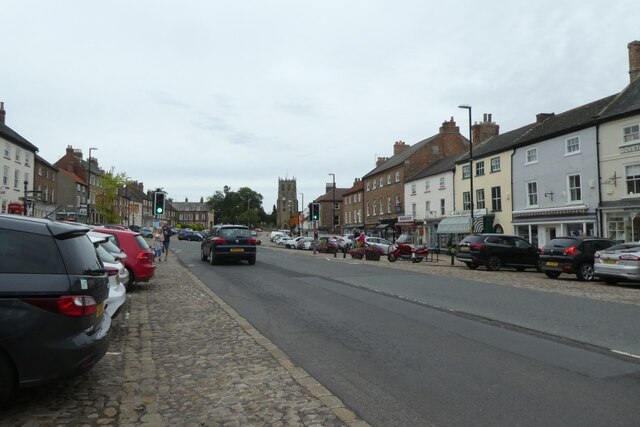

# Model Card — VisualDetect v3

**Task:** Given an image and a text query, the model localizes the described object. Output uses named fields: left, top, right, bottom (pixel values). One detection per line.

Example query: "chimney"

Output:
left=472, top=113, right=500, bottom=145
left=629, top=40, right=640, bottom=83
left=536, top=113, right=554, bottom=123
left=326, top=182, right=336, bottom=193
left=185, top=197, right=188, bottom=203
left=439, top=117, right=459, bottom=135
left=0, top=102, right=5, bottom=125
left=393, top=141, right=409, bottom=155
left=376, top=156, right=388, bottom=167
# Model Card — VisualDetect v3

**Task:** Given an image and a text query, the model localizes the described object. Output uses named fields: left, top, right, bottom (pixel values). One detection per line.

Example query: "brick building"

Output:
left=342, top=178, right=364, bottom=234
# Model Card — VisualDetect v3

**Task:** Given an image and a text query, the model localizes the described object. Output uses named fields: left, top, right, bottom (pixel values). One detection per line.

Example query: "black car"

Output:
left=200, top=224, right=257, bottom=265
left=456, top=233, right=540, bottom=271
left=0, top=214, right=111, bottom=407
left=539, top=236, right=618, bottom=281
left=178, top=230, right=203, bottom=241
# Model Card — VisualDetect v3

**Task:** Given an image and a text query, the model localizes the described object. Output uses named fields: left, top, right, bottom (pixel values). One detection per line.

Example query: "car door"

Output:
left=496, top=236, right=517, bottom=265
left=513, top=236, right=538, bottom=266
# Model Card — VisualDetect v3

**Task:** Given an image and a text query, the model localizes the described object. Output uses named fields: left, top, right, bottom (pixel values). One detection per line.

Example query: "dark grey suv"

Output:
left=540, top=236, right=617, bottom=281
left=0, top=215, right=111, bottom=407
left=200, top=224, right=257, bottom=265
left=456, top=233, right=540, bottom=271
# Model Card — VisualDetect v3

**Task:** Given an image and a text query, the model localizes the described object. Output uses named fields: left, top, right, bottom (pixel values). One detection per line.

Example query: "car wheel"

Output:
left=576, top=263, right=595, bottom=281
left=248, top=256, right=256, bottom=265
left=200, top=247, right=208, bottom=262
left=208, top=249, right=217, bottom=265
left=126, top=267, right=135, bottom=287
left=464, top=263, right=479, bottom=270
left=487, top=256, right=502, bottom=271
left=544, top=271, right=561, bottom=279
left=0, top=351, right=16, bottom=409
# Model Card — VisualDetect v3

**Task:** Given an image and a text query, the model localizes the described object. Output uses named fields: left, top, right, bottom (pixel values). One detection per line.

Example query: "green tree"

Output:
left=96, top=168, right=130, bottom=224
left=205, top=186, right=266, bottom=227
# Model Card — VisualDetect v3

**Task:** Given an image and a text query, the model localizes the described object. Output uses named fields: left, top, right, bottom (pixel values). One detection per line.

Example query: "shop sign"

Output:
left=398, top=215, right=413, bottom=222
left=619, top=143, right=640, bottom=154
left=448, top=208, right=488, bottom=217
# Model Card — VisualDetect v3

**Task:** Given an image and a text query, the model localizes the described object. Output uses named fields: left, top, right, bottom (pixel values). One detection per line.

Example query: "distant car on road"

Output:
left=540, top=236, right=617, bottom=281
left=200, top=224, right=257, bottom=265
left=139, top=227, right=153, bottom=238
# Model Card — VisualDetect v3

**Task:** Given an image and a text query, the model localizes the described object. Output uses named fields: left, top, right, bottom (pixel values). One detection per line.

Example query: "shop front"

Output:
left=512, top=205, right=597, bottom=247
left=599, top=199, right=640, bottom=242
left=436, top=209, right=494, bottom=251
left=395, top=215, right=424, bottom=245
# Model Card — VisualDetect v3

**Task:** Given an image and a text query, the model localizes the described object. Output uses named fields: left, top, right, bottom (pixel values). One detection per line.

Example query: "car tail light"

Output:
left=106, top=267, right=119, bottom=277
left=213, top=237, right=227, bottom=245
left=137, top=251, right=151, bottom=262
left=24, top=295, right=98, bottom=316
left=563, top=246, right=578, bottom=256
left=469, top=243, right=485, bottom=250
left=619, top=254, right=640, bottom=261
left=248, top=238, right=256, bottom=245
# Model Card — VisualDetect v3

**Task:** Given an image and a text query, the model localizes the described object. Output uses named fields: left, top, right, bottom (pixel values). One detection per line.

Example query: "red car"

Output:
left=93, top=227, right=155, bottom=286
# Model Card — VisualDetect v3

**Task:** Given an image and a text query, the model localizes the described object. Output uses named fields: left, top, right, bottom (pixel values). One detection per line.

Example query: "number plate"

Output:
left=603, top=259, right=617, bottom=264
left=230, top=248, right=244, bottom=252
left=460, top=247, right=469, bottom=251
left=96, top=303, right=104, bottom=318
left=546, top=261, right=558, bottom=267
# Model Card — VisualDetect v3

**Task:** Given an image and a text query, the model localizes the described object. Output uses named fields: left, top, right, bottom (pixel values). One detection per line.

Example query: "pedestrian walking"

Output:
left=154, top=227, right=164, bottom=262
left=162, top=221, right=174, bottom=261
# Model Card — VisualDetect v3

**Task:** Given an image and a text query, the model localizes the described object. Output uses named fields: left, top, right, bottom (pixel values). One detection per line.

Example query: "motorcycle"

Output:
left=387, top=235, right=429, bottom=263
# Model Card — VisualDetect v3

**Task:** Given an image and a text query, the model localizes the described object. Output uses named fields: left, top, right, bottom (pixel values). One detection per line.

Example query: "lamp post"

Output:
left=298, top=192, right=304, bottom=236
left=328, top=173, right=335, bottom=234
left=23, top=180, right=28, bottom=216
left=458, top=105, right=474, bottom=233
left=123, top=177, right=131, bottom=227
left=87, top=147, right=97, bottom=224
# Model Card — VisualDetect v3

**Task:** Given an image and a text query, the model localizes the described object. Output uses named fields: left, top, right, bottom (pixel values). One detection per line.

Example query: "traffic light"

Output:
left=154, top=192, right=165, bottom=215
left=311, top=203, right=320, bottom=221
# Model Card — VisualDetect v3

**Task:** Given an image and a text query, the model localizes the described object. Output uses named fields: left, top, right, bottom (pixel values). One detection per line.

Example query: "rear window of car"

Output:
left=545, top=238, right=578, bottom=249
left=460, top=235, right=486, bottom=244
left=605, top=243, right=640, bottom=251
left=0, top=228, right=66, bottom=274
left=135, top=234, right=151, bottom=249
left=57, top=234, right=104, bottom=275
left=220, top=228, right=251, bottom=238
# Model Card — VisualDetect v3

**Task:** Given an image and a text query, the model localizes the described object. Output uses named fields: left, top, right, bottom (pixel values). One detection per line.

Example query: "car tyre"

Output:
left=0, top=351, right=16, bottom=409
left=248, top=256, right=256, bottom=265
left=208, top=249, right=217, bottom=265
left=200, top=247, right=208, bottom=262
left=576, top=263, right=595, bottom=281
left=487, top=256, right=502, bottom=271
left=464, top=263, right=479, bottom=270
left=125, top=266, right=135, bottom=287
left=544, top=271, right=561, bottom=279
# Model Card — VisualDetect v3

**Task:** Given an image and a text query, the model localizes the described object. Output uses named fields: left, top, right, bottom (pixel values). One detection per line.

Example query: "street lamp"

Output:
left=123, top=176, right=131, bottom=226
left=328, top=173, right=335, bottom=233
left=298, top=192, right=304, bottom=236
left=23, top=180, right=28, bottom=216
left=458, top=105, right=474, bottom=232
left=87, top=147, right=97, bottom=224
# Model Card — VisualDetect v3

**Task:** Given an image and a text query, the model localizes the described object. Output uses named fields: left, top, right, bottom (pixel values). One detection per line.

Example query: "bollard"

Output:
left=450, top=250, right=454, bottom=265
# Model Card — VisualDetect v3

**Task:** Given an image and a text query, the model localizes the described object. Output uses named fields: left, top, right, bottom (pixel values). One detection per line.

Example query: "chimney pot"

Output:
left=628, top=40, right=640, bottom=83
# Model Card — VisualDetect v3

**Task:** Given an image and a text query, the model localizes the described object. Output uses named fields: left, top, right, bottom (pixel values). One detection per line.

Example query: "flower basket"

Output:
left=351, top=252, right=364, bottom=260
left=364, top=243, right=385, bottom=261
left=365, top=252, right=381, bottom=261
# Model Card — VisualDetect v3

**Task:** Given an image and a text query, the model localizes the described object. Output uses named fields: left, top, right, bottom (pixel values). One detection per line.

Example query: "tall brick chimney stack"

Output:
left=0, top=102, right=5, bottom=125
left=472, top=113, right=500, bottom=145
left=376, top=156, right=388, bottom=167
left=393, top=141, right=409, bottom=155
left=628, top=40, right=640, bottom=83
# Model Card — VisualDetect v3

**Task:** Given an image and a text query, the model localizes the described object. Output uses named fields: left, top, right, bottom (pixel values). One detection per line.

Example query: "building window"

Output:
left=490, top=157, right=501, bottom=172
left=462, top=165, right=471, bottom=179
left=440, top=199, right=445, bottom=216
left=3, top=143, right=9, bottom=158
left=425, top=180, right=431, bottom=192
left=565, top=136, right=580, bottom=155
left=475, top=161, right=485, bottom=176
left=462, top=191, right=471, bottom=210
left=395, top=195, right=401, bottom=213
left=366, top=202, right=370, bottom=217
left=439, top=177, right=445, bottom=189
left=626, top=164, right=640, bottom=195
left=491, top=186, right=502, bottom=211
left=387, top=197, right=391, bottom=214
left=15, top=148, right=21, bottom=163
left=608, top=216, right=625, bottom=241
left=411, top=203, right=416, bottom=218
left=2, top=165, right=8, bottom=186
left=379, top=177, right=384, bottom=188
left=373, top=201, right=377, bottom=216
left=476, top=189, right=485, bottom=209
left=366, top=181, right=370, bottom=191
left=25, top=154, right=30, bottom=167
left=568, top=174, right=582, bottom=202
left=425, top=200, right=431, bottom=214
left=13, top=170, right=19, bottom=188
left=623, top=124, right=640, bottom=143
left=527, top=181, right=538, bottom=206
left=387, top=174, right=392, bottom=185
left=411, top=183, right=416, bottom=195
left=372, top=179, right=377, bottom=190
left=395, top=171, right=400, bottom=182
left=525, top=148, right=538, bottom=164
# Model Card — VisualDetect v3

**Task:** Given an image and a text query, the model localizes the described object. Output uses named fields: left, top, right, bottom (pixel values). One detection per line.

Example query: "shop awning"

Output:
left=375, top=223, right=390, bottom=230
left=437, top=216, right=471, bottom=234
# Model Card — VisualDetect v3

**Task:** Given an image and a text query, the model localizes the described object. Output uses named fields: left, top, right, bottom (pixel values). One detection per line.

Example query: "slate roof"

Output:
left=406, top=153, right=460, bottom=182
left=0, top=122, right=38, bottom=152
left=171, top=201, right=211, bottom=212
left=362, top=135, right=438, bottom=179
left=60, top=169, right=86, bottom=185
left=455, top=122, right=539, bottom=163
left=315, top=188, right=349, bottom=203
left=597, top=76, right=640, bottom=120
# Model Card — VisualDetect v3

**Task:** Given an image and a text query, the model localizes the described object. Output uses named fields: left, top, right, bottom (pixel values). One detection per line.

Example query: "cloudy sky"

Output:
left=1, top=1, right=638, bottom=211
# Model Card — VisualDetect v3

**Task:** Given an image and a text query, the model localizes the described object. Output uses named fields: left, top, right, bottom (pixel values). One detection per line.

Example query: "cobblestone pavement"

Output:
left=266, top=237, right=640, bottom=306
left=0, top=253, right=369, bottom=427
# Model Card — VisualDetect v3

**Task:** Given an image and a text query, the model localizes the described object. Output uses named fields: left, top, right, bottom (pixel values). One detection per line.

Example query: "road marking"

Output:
left=611, top=349, right=640, bottom=359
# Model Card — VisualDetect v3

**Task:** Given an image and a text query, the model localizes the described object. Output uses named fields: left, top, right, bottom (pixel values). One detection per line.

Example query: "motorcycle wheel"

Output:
left=388, top=253, right=397, bottom=262
left=412, top=257, right=423, bottom=263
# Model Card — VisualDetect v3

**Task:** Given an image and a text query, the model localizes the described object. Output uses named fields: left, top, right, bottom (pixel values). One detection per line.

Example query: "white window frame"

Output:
left=366, top=181, right=370, bottom=191
left=372, top=179, right=377, bottom=190
left=439, top=177, right=445, bottom=189
left=462, top=165, right=471, bottom=179
left=476, top=189, right=485, bottom=209
left=626, top=164, right=640, bottom=195
left=490, top=157, right=501, bottom=172
left=526, top=181, right=538, bottom=206
left=387, top=197, right=391, bottom=214
left=565, top=136, right=580, bottom=155
left=387, top=174, right=392, bottom=185
left=379, top=177, right=383, bottom=188
left=462, top=191, right=471, bottom=210
left=395, top=171, right=400, bottom=182
left=425, top=180, right=431, bottom=192
left=475, top=161, right=485, bottom=176
left=623, top=124, right=639, bottom=144
left=567, top=173, right=582, bottom=202
left=525, top=148, right=538, bottom=164
left=411, top=183, right=416, bottom=195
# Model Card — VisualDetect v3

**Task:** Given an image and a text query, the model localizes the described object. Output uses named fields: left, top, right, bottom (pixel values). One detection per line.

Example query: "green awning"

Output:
left=437, top=216, right=471, bottom=234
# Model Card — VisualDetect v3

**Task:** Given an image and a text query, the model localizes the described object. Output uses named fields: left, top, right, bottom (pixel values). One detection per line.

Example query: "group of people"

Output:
left=153, top=221, right=174, bottom=262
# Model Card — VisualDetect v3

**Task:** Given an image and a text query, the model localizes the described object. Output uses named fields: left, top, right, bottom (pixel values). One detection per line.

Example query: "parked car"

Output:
left=456, top=233, right=540, bottom=271
left=178, top=230, right=203, bottom=241
left=90, top=230, right=128, bottom=263
left=0, top=214, right=111, bottom=407
left=90, top=236, right=128, bottom=319
left=128, top=225, right=141, bottom=232
left=200, top=224, right=257, bottom=265
left=276, top=235, right=294, bottom=246
left=139, top=227, right=153, bottom=238
left=593, top=242, right=640, bottom=284
left=93, top=227, right=155, bottom=286
left=364, top=237, right=393, bottom=254
left=298, top=236, right=315, bottom=250
left=540, top=236, right=618, bottom=281
left=102, top=224, right=128, bottom=230
left=286, top=236, right=305, bottom=249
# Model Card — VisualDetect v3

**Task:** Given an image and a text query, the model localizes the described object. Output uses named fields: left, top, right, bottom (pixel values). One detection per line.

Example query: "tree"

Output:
left=96, top=168, right=130, bottom=224
left=206, top=186, right=267, bottom=227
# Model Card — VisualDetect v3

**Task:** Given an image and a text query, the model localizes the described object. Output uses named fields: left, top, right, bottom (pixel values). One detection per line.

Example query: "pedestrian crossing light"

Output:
left=154, top=192, right=165, bottom=215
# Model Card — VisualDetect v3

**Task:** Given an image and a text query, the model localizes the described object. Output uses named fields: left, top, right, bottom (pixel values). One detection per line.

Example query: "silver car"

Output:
left=594, top=242, right=640, bottom=284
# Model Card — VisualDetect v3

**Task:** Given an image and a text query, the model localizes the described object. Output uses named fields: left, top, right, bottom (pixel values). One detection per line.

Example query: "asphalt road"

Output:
left=176, top=239, right=640, bottom=426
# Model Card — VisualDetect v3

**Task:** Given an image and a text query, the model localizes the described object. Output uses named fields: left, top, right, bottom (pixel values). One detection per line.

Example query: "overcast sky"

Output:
left=1, top=1, right=638, bottom=211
